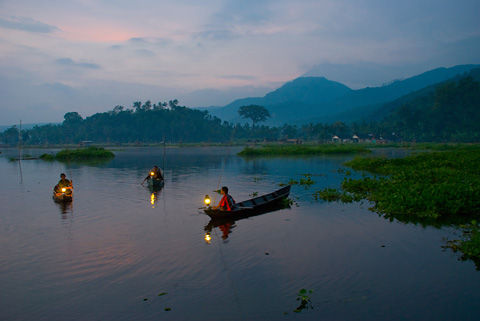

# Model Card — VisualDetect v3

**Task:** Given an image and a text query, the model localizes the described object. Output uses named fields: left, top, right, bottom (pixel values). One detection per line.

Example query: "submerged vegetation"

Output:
left=40, top=146, right=115, bottom=161
left=238, top=144, right=371, bottom=156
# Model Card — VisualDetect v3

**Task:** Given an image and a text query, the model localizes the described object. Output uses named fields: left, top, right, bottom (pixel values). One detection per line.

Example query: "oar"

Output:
left=141, top=176, right=148, bottom=185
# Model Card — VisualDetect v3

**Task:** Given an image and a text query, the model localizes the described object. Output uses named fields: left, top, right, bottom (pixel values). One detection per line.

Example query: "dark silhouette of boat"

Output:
left=204, top=185, right=291, bottom=219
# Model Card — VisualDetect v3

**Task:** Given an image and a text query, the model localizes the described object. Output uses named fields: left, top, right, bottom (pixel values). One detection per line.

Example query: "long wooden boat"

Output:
left=204, top=185, right=291, bottom=219
left=52, top=187, right=73, bottom=203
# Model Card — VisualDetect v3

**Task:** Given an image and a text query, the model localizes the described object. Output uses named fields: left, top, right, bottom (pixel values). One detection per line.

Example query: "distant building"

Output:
left=279, top=138, right=301, bottom=144
left=352, top=134, right=374, bottom=143
left=78, top=140, right=93, bottom=146
left=332, top=135, right=352, bottom=143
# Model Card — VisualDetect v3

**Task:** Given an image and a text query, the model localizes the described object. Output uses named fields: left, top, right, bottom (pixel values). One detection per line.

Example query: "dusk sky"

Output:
left=1, top=0, right=479, bottom=126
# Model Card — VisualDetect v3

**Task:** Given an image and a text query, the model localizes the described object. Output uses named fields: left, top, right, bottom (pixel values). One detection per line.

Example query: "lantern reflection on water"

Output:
left=205, top=233, right=211, bottom=243
left=151, top=193, right=155, bottom=207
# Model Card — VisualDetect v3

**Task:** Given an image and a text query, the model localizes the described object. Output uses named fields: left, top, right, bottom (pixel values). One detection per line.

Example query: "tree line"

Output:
left=1, top=75, right=479, bottom=145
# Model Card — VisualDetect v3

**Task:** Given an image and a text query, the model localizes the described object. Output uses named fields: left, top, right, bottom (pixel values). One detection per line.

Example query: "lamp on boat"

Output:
left=61, top=187, right=66, bottom=192
left=150, top=171, right=155, bottom=177
left=204, top=195, right=211, bottom=206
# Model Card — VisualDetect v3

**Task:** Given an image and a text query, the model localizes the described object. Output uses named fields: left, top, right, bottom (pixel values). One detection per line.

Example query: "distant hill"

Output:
left=205, top=64, right=480, bottom=126
left=207, top=77, right=352, bottom=123
left=369, top=67, right=480, bottom=122
left=374, top=69, right=480, bottom=142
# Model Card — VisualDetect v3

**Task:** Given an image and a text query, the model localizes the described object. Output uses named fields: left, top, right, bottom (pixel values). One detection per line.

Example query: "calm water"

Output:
left=1, top=146, right=479, bottom=321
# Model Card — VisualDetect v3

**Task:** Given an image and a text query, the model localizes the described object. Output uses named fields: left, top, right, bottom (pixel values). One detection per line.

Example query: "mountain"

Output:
left=206, top=77, right=351, bottom=124
left=205, top=64, right=480, bottom=126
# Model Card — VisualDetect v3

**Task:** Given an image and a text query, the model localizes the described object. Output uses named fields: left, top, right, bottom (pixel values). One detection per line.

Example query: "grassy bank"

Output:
left=238, top=144, right=372, bottom=156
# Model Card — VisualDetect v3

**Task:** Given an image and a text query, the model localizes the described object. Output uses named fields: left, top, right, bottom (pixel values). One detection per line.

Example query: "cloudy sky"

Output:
left=1, top=0, right=479, bottom=126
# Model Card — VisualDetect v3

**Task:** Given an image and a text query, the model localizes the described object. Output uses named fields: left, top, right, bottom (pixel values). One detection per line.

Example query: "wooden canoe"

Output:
left=147, top=177, right=165, bottom=188
left=204, top=185, right=291, bottom=219
left=52, top=188, right=73, bottom=203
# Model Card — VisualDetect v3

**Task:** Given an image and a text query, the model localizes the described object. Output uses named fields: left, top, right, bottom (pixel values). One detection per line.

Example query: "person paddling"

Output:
left=142, top=166, right=164, bottom=185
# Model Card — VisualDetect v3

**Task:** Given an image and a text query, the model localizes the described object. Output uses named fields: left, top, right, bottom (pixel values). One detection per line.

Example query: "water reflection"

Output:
left=147, top=185, right=163, bottom=207
left=203, top=203, right=289, bottom=243
left=205, top=220, right=236, bottom=243
left=54, top=200, right=73, bottom=218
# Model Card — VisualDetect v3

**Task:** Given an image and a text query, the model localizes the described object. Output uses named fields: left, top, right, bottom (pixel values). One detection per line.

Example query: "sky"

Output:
left=1, top=0, right=479, bottom=126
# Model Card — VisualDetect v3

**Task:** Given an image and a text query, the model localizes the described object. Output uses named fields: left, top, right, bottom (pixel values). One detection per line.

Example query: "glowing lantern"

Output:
left=204, top=195, right=211, bottom=206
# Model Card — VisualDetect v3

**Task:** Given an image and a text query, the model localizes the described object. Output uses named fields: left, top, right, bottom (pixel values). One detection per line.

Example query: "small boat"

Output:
left=204, top=185, right=291, bottom=219
left=52, top=186, right=73, bottom=203
left=147, top=177, right=165, bottom=189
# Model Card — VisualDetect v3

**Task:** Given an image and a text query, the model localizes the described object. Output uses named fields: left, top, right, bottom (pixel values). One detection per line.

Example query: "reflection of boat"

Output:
left=53, top=186, right=73, bottom=203
left=204, top=185, right=291, bottom=219
left=147, top=176, right=165, bottom=189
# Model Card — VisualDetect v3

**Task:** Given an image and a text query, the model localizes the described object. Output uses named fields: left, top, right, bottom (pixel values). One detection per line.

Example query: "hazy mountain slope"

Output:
left=208, top=77, right=351, bottom=123
left=206, top=64, right=480, bottom=126
left=310, top=66, right=480, bottom=125
left=328, top=64, right=479, bottom=112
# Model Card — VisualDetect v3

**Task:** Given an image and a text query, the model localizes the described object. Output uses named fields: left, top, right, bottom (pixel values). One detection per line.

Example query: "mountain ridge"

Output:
left=205, top=64, right=480, bottom=125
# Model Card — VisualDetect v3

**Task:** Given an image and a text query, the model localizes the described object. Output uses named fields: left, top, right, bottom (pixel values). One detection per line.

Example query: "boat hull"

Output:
left=52, top=193, right=73, bottom=203
left=204, top=185, right=291, bottom=219
left=147, top=177, right=165, bottom=188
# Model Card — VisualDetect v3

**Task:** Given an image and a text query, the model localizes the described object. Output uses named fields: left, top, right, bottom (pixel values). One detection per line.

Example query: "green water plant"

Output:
left=314, top=146, right=480, bottom=264
left=294, top=289, right=313, bottom=313
left=444, top=220, right=480, bottom=270
left=288, top=173, right=317, bottom=189
left=316, top=148, right=480, bottom=219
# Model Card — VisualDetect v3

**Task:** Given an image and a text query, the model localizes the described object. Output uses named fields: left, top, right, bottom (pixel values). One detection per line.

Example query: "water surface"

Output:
left=1, top=146, right=479, bottom=321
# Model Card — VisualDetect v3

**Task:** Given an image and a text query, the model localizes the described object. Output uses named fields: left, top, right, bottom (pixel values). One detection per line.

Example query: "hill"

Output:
left=375, top=70, right=480, bottom=142
left=206, top=64, right=480, bottom=125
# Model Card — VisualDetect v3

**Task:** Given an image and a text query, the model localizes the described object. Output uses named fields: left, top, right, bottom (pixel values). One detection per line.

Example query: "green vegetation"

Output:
left=380, top=76, right=480, bottom=142
left=316, top=147, right=480, bottom=219
left=444, top=221, right=480, bottom=269
left=238, top=144, right=371, bottom=156
left=314, top=144, right=480, bottom=265
left=40, top=146, right=115, bottom=160
left=294, top=289, right=314, bottom=313
left=1, top=74, right=479, bottom=145
left=237, top=104, right=271, bottom=127
left=287, top=173, right=318, bottom=189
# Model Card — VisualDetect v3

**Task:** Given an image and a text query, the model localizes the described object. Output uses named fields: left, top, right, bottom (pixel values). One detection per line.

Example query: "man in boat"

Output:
left=146, top=166, right=164, bottom=181
left=54, top=173, right=73, bottom=196
left=212, top=186, right=236, bottom=211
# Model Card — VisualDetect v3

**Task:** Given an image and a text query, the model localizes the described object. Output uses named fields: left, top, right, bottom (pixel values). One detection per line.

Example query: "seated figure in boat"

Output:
left=146, top=166, right=164, bottom=181
left=212, top=186, right=236, bottom=211
left=54, top=173, right=73, bottom=196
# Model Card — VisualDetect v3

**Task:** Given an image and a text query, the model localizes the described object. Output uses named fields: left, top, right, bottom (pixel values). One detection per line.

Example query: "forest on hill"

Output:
left=1, top=74, right=479, bottom=145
